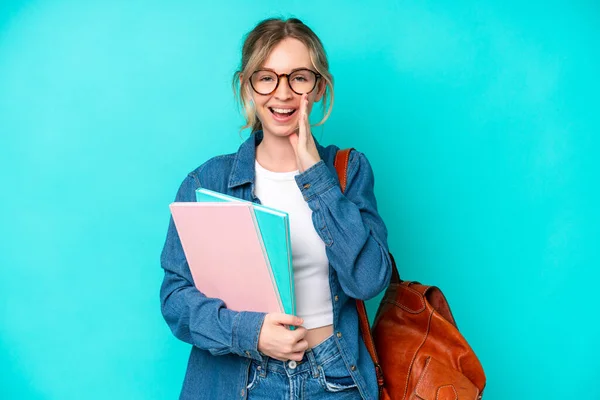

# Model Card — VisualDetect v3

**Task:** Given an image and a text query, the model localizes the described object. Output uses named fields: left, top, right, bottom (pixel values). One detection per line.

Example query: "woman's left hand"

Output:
left=288, top=94, right=321, bottom=173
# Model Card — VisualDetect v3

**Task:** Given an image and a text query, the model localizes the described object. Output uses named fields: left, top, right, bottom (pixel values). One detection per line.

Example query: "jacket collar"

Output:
left=228, top=130, right=327, bottom=188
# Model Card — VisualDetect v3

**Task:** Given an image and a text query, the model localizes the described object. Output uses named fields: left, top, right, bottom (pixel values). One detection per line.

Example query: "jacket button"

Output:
left=245, top=351, right=251, bottom=356
left=303, top=183, right=311, bottom=189
left=336, top=332, right=342, bottom=338
left=334, top=295, right=339, bottom=301
left=351, top=365, right=356, bottom=371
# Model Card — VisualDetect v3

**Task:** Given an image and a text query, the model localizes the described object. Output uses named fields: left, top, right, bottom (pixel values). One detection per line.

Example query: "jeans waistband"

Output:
left=257, top=334, right=339, bottom=377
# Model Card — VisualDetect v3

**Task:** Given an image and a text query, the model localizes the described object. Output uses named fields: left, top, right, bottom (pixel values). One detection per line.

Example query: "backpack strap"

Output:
left=334, top=148, right=386, bottom=391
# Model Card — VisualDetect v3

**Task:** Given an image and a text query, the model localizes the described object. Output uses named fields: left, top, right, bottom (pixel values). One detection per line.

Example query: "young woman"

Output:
left=160, top=17, right=392, bottom=400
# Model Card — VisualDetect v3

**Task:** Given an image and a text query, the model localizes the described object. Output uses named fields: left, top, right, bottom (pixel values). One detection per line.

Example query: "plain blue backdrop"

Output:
left=1, top=0, right=599, bottom=399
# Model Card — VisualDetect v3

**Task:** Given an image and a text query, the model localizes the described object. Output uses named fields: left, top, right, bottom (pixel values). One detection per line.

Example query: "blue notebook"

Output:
left=195, top=188, right=296, bottom=317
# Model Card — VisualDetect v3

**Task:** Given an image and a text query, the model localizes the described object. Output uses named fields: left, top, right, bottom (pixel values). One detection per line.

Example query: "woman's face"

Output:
left=250, top=38, right=324, bottom=138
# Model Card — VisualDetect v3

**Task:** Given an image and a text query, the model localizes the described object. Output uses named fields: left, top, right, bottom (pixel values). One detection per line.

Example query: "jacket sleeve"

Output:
left=294, top=151, right=392, bottom=300
left=159, top=174, right=265, bottom=361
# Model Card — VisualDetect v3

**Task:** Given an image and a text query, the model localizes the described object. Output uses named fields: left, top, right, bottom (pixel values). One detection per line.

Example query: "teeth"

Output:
left=272, top=108, right=294, bottom=114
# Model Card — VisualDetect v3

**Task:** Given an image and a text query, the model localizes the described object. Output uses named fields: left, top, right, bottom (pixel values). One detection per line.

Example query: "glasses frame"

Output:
left=249, top=68, right=322, bottom=96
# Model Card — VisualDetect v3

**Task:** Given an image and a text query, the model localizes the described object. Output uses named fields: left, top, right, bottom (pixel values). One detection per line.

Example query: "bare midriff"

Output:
left=305, top=324, right=334, bottom=348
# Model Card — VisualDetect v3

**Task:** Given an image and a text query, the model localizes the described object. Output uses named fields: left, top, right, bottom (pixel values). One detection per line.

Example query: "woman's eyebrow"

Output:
left=259, top=66, right=314, bottom=73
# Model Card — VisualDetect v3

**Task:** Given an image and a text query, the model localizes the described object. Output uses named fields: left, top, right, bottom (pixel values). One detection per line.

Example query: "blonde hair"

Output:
left=233, top=18, right=334, bottom=133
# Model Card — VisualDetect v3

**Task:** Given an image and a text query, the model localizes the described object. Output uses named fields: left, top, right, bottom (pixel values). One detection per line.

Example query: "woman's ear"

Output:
left=239, top=76, right=255, bottom=105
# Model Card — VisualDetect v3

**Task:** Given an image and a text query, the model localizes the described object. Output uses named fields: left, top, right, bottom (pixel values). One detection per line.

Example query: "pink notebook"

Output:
left=169, top=202, right=282, bottom=313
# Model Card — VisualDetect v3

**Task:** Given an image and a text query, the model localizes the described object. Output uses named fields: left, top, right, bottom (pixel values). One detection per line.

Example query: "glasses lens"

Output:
left=251, top=71, right=277, bottom=94
left=289, top=70, right=317, bottom=94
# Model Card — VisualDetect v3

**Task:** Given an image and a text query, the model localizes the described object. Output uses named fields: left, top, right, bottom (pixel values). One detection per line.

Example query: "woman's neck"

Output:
left=256, top=132, right=299, bottom=172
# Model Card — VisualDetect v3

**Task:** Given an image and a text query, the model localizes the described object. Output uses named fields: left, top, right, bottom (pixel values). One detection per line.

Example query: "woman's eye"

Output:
left=260, top=76, right=274, bottom=82
left=293, top=76, right=307, bottom=82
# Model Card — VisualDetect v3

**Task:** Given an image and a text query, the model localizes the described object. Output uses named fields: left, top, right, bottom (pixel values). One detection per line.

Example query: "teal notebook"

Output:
left=195, top=188, right=296, bottom=317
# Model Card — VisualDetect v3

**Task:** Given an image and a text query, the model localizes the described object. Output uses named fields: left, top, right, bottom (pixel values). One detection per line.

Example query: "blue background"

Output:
left=1, top=1, right=599, bottom=399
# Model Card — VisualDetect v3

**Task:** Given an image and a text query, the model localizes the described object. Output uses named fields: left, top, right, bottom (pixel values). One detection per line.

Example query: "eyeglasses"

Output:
left=250, top=68, right=321, bottom=96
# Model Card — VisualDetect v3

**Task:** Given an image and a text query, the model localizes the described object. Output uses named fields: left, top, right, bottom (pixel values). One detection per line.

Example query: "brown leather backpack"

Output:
left=334, top=149, right=486, bottom=400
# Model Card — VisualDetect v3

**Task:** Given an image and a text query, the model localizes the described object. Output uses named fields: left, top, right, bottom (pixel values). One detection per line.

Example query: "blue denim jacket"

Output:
left=160, top=131, right=392, bottom=400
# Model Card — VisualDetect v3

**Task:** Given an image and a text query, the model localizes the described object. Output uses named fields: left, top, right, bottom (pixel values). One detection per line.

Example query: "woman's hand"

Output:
left=288, top=94, right=321, bottom=172
left=257, top=313, right=308, bottom=362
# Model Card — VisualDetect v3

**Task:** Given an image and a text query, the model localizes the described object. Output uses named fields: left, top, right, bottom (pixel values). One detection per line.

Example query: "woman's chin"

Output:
left=263, top=125, right=297, bottom=138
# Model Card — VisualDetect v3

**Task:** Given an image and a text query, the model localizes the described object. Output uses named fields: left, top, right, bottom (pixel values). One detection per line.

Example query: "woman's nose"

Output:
left=273, top=76, right=293, bottom=100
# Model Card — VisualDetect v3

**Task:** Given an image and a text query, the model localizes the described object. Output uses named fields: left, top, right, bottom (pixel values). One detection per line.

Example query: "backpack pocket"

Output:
left=414, top=357, right=480, bottom=400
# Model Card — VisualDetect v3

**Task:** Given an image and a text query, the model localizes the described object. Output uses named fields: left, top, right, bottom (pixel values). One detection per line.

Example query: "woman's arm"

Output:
left=159, top=174, right=265, bottom=360
left=295, top=151, right=392, bottom=300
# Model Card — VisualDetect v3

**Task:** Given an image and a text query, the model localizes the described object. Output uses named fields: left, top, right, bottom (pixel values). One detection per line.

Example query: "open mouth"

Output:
left=269, top=107, right=297, bottom=118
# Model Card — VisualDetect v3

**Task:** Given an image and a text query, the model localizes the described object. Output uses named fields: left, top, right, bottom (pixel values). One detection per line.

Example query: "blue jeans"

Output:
left=246, top=335, right=363, bottom=400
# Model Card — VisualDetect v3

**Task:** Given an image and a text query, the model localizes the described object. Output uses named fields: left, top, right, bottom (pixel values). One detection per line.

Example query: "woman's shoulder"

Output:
left=191, top=153, right=237, bottom=180
left=194, top=152, right=240, bottom=188
left=320, top=143, right=372, bottom=171
left=320, top=144, right=378, bottom=194
left=174, top=153, right=237, bottom=199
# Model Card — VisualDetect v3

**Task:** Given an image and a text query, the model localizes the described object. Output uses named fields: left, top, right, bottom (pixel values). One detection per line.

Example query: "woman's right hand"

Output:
left=257, top=313, right=308, bottom=362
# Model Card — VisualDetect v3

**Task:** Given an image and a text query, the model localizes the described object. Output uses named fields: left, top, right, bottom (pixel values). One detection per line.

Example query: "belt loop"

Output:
left=306, top=349, right=319, bottom=378
left=259, top=355, right=269, bottom=377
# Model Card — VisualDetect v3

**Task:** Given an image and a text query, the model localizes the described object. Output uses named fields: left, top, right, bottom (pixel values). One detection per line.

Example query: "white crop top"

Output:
left=254, top=161, right=333, bottom=329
